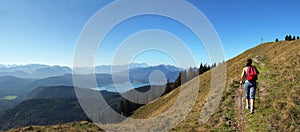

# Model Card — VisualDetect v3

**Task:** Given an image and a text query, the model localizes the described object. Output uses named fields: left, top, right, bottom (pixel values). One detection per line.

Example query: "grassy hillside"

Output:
left=132, top=40, right=300, bottom=131
left=1, top=85, right=167, bottom=130
left=0, top=98, right=88, bottom=130
left=5, top=40, right=300, bottom=131
left=0, top=76, right=35, bottom=111
left=6, top=121, right=102, bottom=132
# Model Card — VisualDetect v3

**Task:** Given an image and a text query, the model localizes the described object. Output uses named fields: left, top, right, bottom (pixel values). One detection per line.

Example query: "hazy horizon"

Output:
left=0, top=62, right=193, bottom=69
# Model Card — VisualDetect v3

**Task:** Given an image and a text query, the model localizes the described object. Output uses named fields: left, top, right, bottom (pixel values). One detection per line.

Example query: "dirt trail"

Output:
left=233, top=57, right=266, bottom=131
left=233, top=85, right=248, bottom=131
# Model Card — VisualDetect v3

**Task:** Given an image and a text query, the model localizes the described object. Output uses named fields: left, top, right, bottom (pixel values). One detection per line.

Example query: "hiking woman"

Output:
left=240, top=59, right=259, bottom=114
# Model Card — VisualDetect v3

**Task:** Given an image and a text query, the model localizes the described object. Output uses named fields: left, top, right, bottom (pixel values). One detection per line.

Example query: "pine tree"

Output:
left=292, top=36, right=296, bottom=40
left=204, top=64, right=209, bottom=72
left=199, top=63, right=204, bottom=75
left=275, top=38, right=279, bottom=42
left=173, top=72, right=182, bottom=88
left=182, top=70, right=187, bottom=83
left=212, top=63, right=217, bottom=68
left=297, top=36, right=300, bottom=40
left=164, top=79, right=172, bottom=94
left=288, top=35, right=292, bottom=41
left=285, top=35, right=289, bottom=41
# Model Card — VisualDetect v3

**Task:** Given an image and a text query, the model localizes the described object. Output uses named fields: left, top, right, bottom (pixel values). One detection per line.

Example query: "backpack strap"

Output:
left=244, top=66, right=250, bottom=76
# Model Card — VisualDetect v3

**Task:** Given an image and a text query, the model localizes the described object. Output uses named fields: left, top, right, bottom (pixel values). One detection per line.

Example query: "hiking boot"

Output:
left=245, top=105, right=250, bottom=110
left=250, top=109, right=254, bottom=114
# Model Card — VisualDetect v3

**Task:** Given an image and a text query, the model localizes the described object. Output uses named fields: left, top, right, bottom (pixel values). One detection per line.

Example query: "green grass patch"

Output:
left=245, top=106, right=270, bottom=132
left=257, top=66, right=268, bottom=73
left=245, top=59, right=300, bottom=131
left=1, top=95, right=17, bottom=101
left=244, top=60, right=273, bottom=131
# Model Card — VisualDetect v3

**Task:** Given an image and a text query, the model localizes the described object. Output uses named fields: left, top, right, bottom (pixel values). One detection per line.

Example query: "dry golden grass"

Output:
left=131, top=85, right=180, bottom=119
left=132, top=40, right=300, bottom=131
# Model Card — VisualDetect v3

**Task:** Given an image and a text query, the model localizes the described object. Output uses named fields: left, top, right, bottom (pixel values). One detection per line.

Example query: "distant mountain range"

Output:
left=0, top=64, right=182, bottom=131
left=0, top=74, right=127, bottom=111
left=0, top=63, right=181, bottom=130
left=0, top=63, right=152, bottom=78
left=119, top=65, right=181, bottom=83
left=0, top=64, right=71, bottom=79
left=0, top=64, right=181, bottom=112
left=95, top=63, right=149, bottom=74
left=0, top=64, right=53, bottom=73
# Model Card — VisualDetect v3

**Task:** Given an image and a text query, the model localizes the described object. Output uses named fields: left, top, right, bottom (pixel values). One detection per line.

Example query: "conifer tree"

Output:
left=164, top=79, right=172, bottom=94
left=285, top=35, right=288, bottom=41
left=199, top=63, right=204, bottom=75
left=182, top=70, right=187, bottom=83
left=173, top=72, right=182, bottom=88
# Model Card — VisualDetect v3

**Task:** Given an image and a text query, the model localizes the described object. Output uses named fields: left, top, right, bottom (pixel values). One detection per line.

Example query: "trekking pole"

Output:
left=257, top=82, right=260, bottom=104
left=239, top=84, right=243, bottom=110
left=239, top=83, right=245, bottom=123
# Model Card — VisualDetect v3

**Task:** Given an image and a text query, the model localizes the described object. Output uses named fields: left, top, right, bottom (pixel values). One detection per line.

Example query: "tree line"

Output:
left=164, top=63, right=220, bottom=95
left=275, top=35, right=300, bottom=42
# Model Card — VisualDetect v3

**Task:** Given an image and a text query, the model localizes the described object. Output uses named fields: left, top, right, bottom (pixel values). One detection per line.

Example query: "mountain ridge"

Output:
left=0, top=65, right=180, bottom=111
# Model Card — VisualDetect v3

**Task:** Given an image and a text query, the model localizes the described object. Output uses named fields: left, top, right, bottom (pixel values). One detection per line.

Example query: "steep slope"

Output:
left=131, top=40, right=300, bottom=131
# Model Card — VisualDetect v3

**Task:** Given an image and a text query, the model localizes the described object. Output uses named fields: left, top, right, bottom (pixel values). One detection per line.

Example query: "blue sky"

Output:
left=1, top=0, right=300, bottom=67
